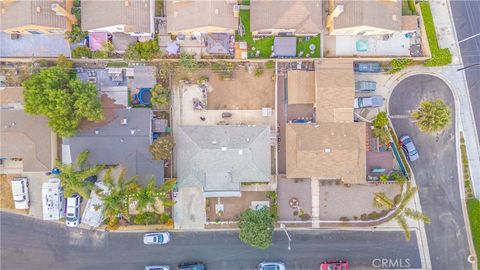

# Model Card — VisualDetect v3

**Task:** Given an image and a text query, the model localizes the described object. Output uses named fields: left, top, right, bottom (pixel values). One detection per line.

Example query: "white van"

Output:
left=11, top=177, right=29, bottom=209
left=65, top=194, right=81, bottom=227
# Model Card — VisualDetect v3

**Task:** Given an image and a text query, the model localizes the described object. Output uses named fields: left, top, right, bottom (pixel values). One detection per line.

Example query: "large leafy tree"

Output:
left=56, top=151, right=103, bottom=198
left=22, top=66, right=103, bottom=137
left=149, top=136, right=175, bottom=160
left=373, top=186, right=431, bottom=241
left=98, top=168, right=140, bottom=229
left=372, top=112, right=390, bottom=145
left=238, top=208, right=274, bottom=249
left=411, top=99, right=451, bottom=133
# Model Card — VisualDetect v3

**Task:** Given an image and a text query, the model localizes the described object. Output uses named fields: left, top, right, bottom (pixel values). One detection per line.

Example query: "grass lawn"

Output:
left=419, top=2, right=452, bottom=66
left=236, top=10, right=274, bottom=58
left=296, top=35, right=320, bottom=58
left=402, top=0, right=417, bottom=15
left=467, top=198, right=480, bottom=269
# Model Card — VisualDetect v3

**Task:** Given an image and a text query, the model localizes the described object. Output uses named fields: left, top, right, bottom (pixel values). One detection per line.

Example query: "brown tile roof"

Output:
left=0, top=0, right=68, bottom=31
left=401, top=15, right=419, bottom=30
left=0, top=110, right=53, bottom=172
left=286, top=122, right=367, bottom=184
left=314, top=59, right=355, bottom=123
left=166, top=0, right=238, bottom=33
left=81, top=0, right=152, bottom=33
left=250, top=0, right=323, bottom=34
left=287, top=70, right=315, bottom=105
left=331, top=0, right=401, bottom=32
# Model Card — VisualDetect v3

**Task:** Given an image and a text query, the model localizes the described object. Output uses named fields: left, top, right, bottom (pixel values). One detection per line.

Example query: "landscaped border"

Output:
left=419, top=1, right=452, bottom=66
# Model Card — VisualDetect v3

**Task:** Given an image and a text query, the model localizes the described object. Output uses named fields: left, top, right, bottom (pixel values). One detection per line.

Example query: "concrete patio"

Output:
left=0, top=33, right=71, bottom=57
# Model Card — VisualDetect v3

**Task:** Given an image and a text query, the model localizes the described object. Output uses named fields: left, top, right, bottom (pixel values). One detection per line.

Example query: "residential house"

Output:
left=0, top=88, right=56, bottom=173
left=176, top=125, right=272, bottom=197
left=250, top=0, right=323, bottom=36
left=326, top=0, right=402, bottom=36
left=62, top=108, right=164, bottom=185
left=81, top=0, right=154, bottom=36
left=0, top=0, right=76, bottom=34
left=166, top=0, right=239, bottom=35
left=285, top=59, right=367, bottom=184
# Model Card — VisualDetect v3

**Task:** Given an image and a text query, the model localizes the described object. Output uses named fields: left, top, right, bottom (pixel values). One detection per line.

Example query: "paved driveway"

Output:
left=0, top=33, right=71, bottom=57
left=1, top=212, right=422, bottom=270
left=389, top=74, right=471, bottom=269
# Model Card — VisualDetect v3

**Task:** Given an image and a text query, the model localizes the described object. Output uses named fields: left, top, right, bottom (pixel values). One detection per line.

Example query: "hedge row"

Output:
left=420, top=2, right=452, bottom=66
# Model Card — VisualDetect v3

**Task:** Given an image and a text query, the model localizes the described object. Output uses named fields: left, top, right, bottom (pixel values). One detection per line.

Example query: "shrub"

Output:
left=65, top=25, right=87, bottom=44
left=151, top=84, right=170, bottom=109
left=389, top=58, right=413, bottom=74
left=238, top=208, right=274, bottom=249
left=197, top=75, right=209, bottom=84
left=125, top=40, right=160, bottom=60
left=57, top=54, right=73, bottom=69
left=159, top=213, right=171, bottom=224
left=339, top=216, right=350, bottom=222
left=368, top=211, right=381, bottom=220
left=133, top=212, right=159, bottom=225
left=373, top=112, right=389, bottom=128
left=179, top=54, right=198, bottom=72
left=360, top=214, right=368, bottom=221
left=149, top=136, right=175, bottom=160
left=71, top=45, right=92, bottom=58
left=420, top=2, right=452, bottom=66
left=394, top=194, right=402, bottom=205
left=255, top=67, right=264, bottom=77
left=265, top=60, right=275, bottom=69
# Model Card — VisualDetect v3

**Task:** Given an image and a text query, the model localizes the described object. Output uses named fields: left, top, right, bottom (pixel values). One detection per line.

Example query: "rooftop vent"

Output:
left=121, top=118, right=128, bottom=125
left=238, top=149, right=243, bottom=155
left=246, top=138, right=250, bottom=142
left=324, top=148, right=331, bottom=153
left=125, top=0, right=129, bottom=7
left=120, top=138, right=125, bottom=142
left=392, top=14, right=397, bottom=21
left=221, top=147, right=228, bottom=151
left=94, top=129, right=99, bottom=135
left=36, top=6, right=41, bottom=12
left=130, top=128, right=136, bottom=135
left=214, top=8, right=219, bottom=15
left=212, top=141, right=217, bottom=145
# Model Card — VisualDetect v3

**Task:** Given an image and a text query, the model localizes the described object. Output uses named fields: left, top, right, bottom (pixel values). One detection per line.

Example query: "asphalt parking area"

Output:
left=389, top=74, right=471, bottom=269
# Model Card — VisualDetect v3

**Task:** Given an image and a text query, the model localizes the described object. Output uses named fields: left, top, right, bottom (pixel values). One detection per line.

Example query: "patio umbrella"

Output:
left=166, top=42, right=179, bottom=55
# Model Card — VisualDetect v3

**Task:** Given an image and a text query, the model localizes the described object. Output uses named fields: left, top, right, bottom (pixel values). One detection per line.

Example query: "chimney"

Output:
left=121, top=118, right=128, bottom=125
left=331, top=5, right=344, bottom=17
left=51, top=3, right=77, bottom=24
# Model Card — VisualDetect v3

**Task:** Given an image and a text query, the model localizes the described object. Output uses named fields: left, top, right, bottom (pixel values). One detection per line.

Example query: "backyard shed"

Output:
left=274, top=37, right=296, bottom=57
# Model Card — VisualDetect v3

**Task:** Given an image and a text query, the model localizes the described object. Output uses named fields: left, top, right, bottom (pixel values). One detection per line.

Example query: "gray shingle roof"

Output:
left=176, top=125, right=271, bottom=193
left=63, top=108, right=164, bottom=185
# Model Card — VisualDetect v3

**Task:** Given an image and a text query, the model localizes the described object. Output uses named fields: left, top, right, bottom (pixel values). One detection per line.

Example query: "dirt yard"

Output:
left=174, top=64, right=275, bottom=110
left=0, top=174, right=27, bottom=214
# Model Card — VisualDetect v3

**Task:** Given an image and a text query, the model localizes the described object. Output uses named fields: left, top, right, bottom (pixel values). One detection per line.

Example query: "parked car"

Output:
left=144, top=232, right=171, bottom=245
left=354, top=96, right=383, bottom=108
left=11, top=177, right=29, bottom=210
left=399, top=135, right=419, bottom=161
left=145, top=265, right=170, bottom=270
left=258, top=262, right=286, bottom=270
left=65, top=193, right=81, bottom=227
left=355, top=81, right=376, bottom=92
left=354, top=62, right=381, bottom=73
left=320, top=261, right=348, bottom=270
left=177, top=263, right=205, bottom=270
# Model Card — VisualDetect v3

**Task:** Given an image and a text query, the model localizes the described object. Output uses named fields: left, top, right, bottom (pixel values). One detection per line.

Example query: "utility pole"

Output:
left=279, top=224, right=291, bottom=251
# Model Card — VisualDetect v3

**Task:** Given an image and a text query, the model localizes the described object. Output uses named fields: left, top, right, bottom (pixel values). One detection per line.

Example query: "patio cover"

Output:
left=274, top=37, right=296, bottom=57
left=89, top=32, right=108, bottom=51
left=206, top=33, right=231, bottom=54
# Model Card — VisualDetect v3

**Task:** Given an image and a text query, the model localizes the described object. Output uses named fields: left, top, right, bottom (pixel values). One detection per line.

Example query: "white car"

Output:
left=258, top=262, right=286, bottom=270
left=65, top=194, right=81, bottom=227
left=143, top=232, right=171, bottom=245
left=145, top=265, right=170, bottom=270
left=11, top=177, right=29, bottom=210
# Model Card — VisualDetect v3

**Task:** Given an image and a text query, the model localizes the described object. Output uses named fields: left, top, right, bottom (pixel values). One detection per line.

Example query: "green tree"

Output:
left=98, top=168, right=140, bottom=229
left=57, top=54, right=73, bottom=69
left=124, top=40, right=160, bottom=60
left=372, top=112, right=390, bottom=145
left=22, top=66, right=103, bottom=136
left=56, top=151, right=104, bottom=198
left=373, top=186, right=431, bottom=241
left=238, top=208, right=274, bottom=249
left=151, top=84, right=170, bottom=109
left=388, top=58, right=413, bottom=74
left=72, top=45, right=92, bottom=58
left=149, top=136, right=175, bottom=160
left=91, top=42, right=115, bottom=59
left=135, top=177, right=176, bottom=212
left=373, top=112, right=389, bottom=127
left=65, top=25, right=87, bottom=44
left=179, top=54, right=198, bottom=72
left=411, top=99, right=451, bottom=133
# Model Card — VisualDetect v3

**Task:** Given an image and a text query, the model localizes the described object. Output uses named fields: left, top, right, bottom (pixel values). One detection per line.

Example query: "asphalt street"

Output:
left=0, top=212, right=421, bottom=270
left=451, top=0, right=480, bottom=142
left=389, top=74, right=472, bottom=269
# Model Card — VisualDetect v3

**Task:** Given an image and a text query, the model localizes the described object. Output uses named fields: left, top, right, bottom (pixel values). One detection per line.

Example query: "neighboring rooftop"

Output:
left=286, top=122, right=367, bottom=184
left=81, top=0, right=153, bottom=33
left=314, top=59, right=355, bottom=123
left=0, top=110, right=53, bottom=172
left=166, top=0, right=238, bottom=34
left=62, top=108, right=164, bottom=185
left=250, top=0, right=323, bottom=34
left=0, top=0, right=72, bottom=32
left=328, top=0, right=402, bottom=33
left=0, top=87, right=23, bottom=109
left=287, top=70, right=315, bottom=105
left=176, top=125, right=271, bottom=197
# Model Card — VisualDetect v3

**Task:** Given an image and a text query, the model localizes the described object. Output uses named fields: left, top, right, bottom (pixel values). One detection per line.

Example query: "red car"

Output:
left=320, top=261, right=348, bottom=270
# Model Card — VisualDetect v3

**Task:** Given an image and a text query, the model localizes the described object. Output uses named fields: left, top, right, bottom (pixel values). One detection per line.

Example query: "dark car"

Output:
left=354, top=63, right=381, bottom=73
left=355, top=81, right=376, bottom=92
left=399, top=135, right=419, bottom=161
left=177, top=263, right=205, bottom=270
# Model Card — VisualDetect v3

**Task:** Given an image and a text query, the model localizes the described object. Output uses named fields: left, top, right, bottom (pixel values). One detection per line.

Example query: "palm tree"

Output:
left=98, top=168, right=139, bottom=228
left=373, top=186, right=431, bottom=241
left=135, top=178, right=176, bottom=213
left=411, top=99, right=451, bottom=133
left=56, top=150, right=103, bottom=198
